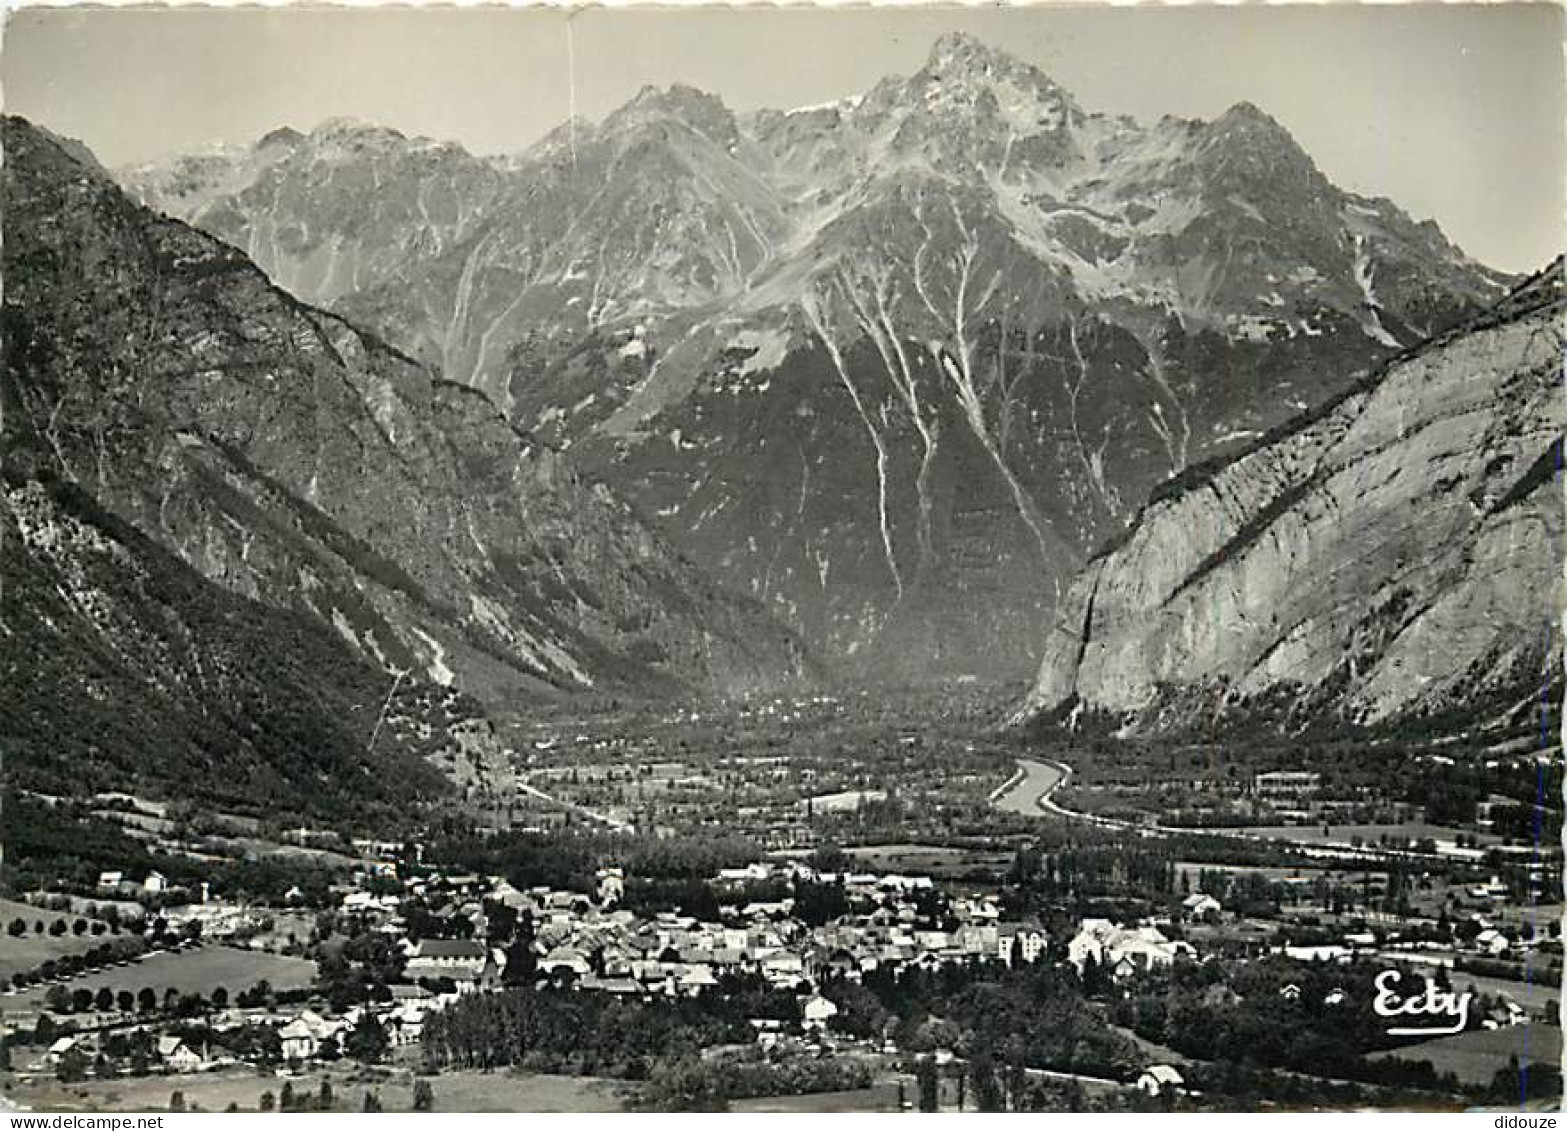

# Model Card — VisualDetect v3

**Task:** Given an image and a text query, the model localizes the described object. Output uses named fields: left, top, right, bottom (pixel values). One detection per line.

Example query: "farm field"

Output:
left=730, top=1081, right=903, bottom=1112
left=1235, top=823, right=1502, bottom=848
left=1370, top=1024, right=1560, bottom=1087
left=8, top=945, right=315, bottom=1011
left=1173, top=861, right=1360, bottom=884
left=0, top=900, right=117, bottom=982
left=844, top=844, right=1015, bottom=877
left=396, top=1070, right=629, bottom=1112
left=1446, top=972, right=1562, bottom=1014
left=8, top=1067, right=629, bottom=1113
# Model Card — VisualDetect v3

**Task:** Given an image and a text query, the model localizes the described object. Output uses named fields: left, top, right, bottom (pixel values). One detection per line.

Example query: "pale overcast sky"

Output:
left=2, top=4, right=1561, bottom=273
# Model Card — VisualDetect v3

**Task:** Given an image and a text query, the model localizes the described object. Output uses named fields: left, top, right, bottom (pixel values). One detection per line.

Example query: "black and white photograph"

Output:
left=0, top=1, right=1562, bottom=1116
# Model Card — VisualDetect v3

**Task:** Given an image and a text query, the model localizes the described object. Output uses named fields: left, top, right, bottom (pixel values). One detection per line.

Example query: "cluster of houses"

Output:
left=32, top=859, right=1070, bottom=1079
left=32, top=844, right=1547, bottom=1094
left=338, top=861, right=1058, bottom=1005
left=1066, top=919, right=1194, bottom=982
left=43, top=996, right=437, bottom=1077
left=96, top=870, right=169, bottom=898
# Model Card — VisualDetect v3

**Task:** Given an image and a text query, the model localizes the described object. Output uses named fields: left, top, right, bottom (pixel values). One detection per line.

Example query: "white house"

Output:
left=596, top=867, right=626, bottom=906
left=1069, top=920, right=1189, bottom=979
left=143, top=871, right=168, bottom=896
left=539, top=946, right=593, bottom=979
left=1475, top=928, right=1511, bottom=957
left=277, top=1019, right=319, bottom=1062
left=802, top=994, right=840, bottom=1031
left=157, top=1035, right=206, bottom=1073
left=1136, top=1064, right=1186, bottom=1097
left=760, top=951, right=807, bottom=988
left=998, top=925, right=1048, bottom=967
left=277, top=1010, right=342, bottom=1062
left=1181, top=893, right=1222, bottom=921
left=407, top=938, right=488, bottom=975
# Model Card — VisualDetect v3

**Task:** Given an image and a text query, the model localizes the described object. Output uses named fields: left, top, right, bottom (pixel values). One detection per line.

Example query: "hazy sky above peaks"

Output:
left=2, top=4, right=1561, bottom=273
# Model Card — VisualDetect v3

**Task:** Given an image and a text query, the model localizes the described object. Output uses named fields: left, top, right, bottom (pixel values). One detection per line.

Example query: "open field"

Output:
left=7, top=945, right=315, bottom=1011
left=0, top=900, right=116, bottom=982
left=1173, top=861, right=1362, bottom=883
left=6, top=1067, right=630, bottom=1113
left=1235, top=823, right=1502, bottom=848
left=730, top=1081, right=903, bottom=1112
left=1447, top=972, right=1561, bottom=1014
left=1490, top=902, right=1566, bottom=932
left=401, top=1070, right=629, bottom=1112
left=844, top=844, right=1015, bottom=877
left=1371, top=1024, right=1561, bottom=1087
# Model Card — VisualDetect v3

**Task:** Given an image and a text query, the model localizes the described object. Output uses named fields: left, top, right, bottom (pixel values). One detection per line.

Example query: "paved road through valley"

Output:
left=991, top=757, right=1071, bottom=817
left=991, top=757, right=1537, bottom=873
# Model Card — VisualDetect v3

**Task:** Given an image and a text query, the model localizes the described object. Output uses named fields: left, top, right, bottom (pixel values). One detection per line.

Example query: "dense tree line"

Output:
left=638, top=1050, right=873, bottom=1111
left=855, top=960, right=1143, bottom=1081
left=424, top=827, right=761, bottom=896
left=420, top=986, right=751, bottom=1076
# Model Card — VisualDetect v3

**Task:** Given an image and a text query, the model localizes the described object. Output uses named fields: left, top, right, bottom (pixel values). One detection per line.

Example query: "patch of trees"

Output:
left=425, top=826, right=761, bottom=900
left=638, top=1049, right=873, bottom=1111
left=855, top=960, right=1142, bottom=1081
left=420, top=985, right=751, bottom=1076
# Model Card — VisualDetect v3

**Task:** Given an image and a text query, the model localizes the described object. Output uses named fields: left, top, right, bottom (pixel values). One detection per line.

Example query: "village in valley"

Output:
left=2, top=693, right=1561, bottom=1113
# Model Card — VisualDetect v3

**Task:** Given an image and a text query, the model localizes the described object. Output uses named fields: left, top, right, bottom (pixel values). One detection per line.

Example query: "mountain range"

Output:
left=2, top=114, right=811, bottom=819
left=123, top=32, right=1513, bottom=679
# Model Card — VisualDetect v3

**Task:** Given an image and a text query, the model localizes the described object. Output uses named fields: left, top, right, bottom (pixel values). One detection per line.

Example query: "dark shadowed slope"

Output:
left=3, top=115, right=814, bottom=723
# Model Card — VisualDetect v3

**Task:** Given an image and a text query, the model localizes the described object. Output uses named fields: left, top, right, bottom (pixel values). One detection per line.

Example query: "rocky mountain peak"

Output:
left=853, top=31, right=1084, bottom=167
left=1186, top=98, right=1334, bottom=216
left=1206, top=99, right=1296, bottom=146
left=927, top=30, right=1005, bottom=67
left=256, top=125, right=305, bottom=152
left=925, top=30, right=1031, bottom=78
left=917, top=31, right=1078, bottom=110
left=606, top=83, right=739, bottom=148
left=304, top=116, right=451, bottom=160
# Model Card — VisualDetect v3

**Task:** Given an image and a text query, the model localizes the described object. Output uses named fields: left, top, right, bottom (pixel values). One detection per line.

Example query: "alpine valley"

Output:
left=4, top=20, right=1565, bottom=1116
left=124, top=33, right=1515, bottom=680
left=2, top=114, right=812, bottom=819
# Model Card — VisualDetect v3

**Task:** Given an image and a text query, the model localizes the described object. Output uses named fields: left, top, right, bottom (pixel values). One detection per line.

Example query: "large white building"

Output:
left=1068, top=919, right=1190, bottom=980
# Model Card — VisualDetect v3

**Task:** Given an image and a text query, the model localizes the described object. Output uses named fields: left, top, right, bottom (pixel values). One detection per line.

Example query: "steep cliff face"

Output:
left=1017, top=262, right=1564, bottom=736
left=3, top=116, right=813, bottom=715
left=121, top=34, right=1509, bottom=679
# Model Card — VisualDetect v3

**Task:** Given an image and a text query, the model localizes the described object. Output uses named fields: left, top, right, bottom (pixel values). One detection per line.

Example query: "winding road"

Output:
left=991, top=757, right=1070, bottom=817
left=989, top=756, right=1526, bottom=871
left=992, top=756, right=1145, bottom=833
